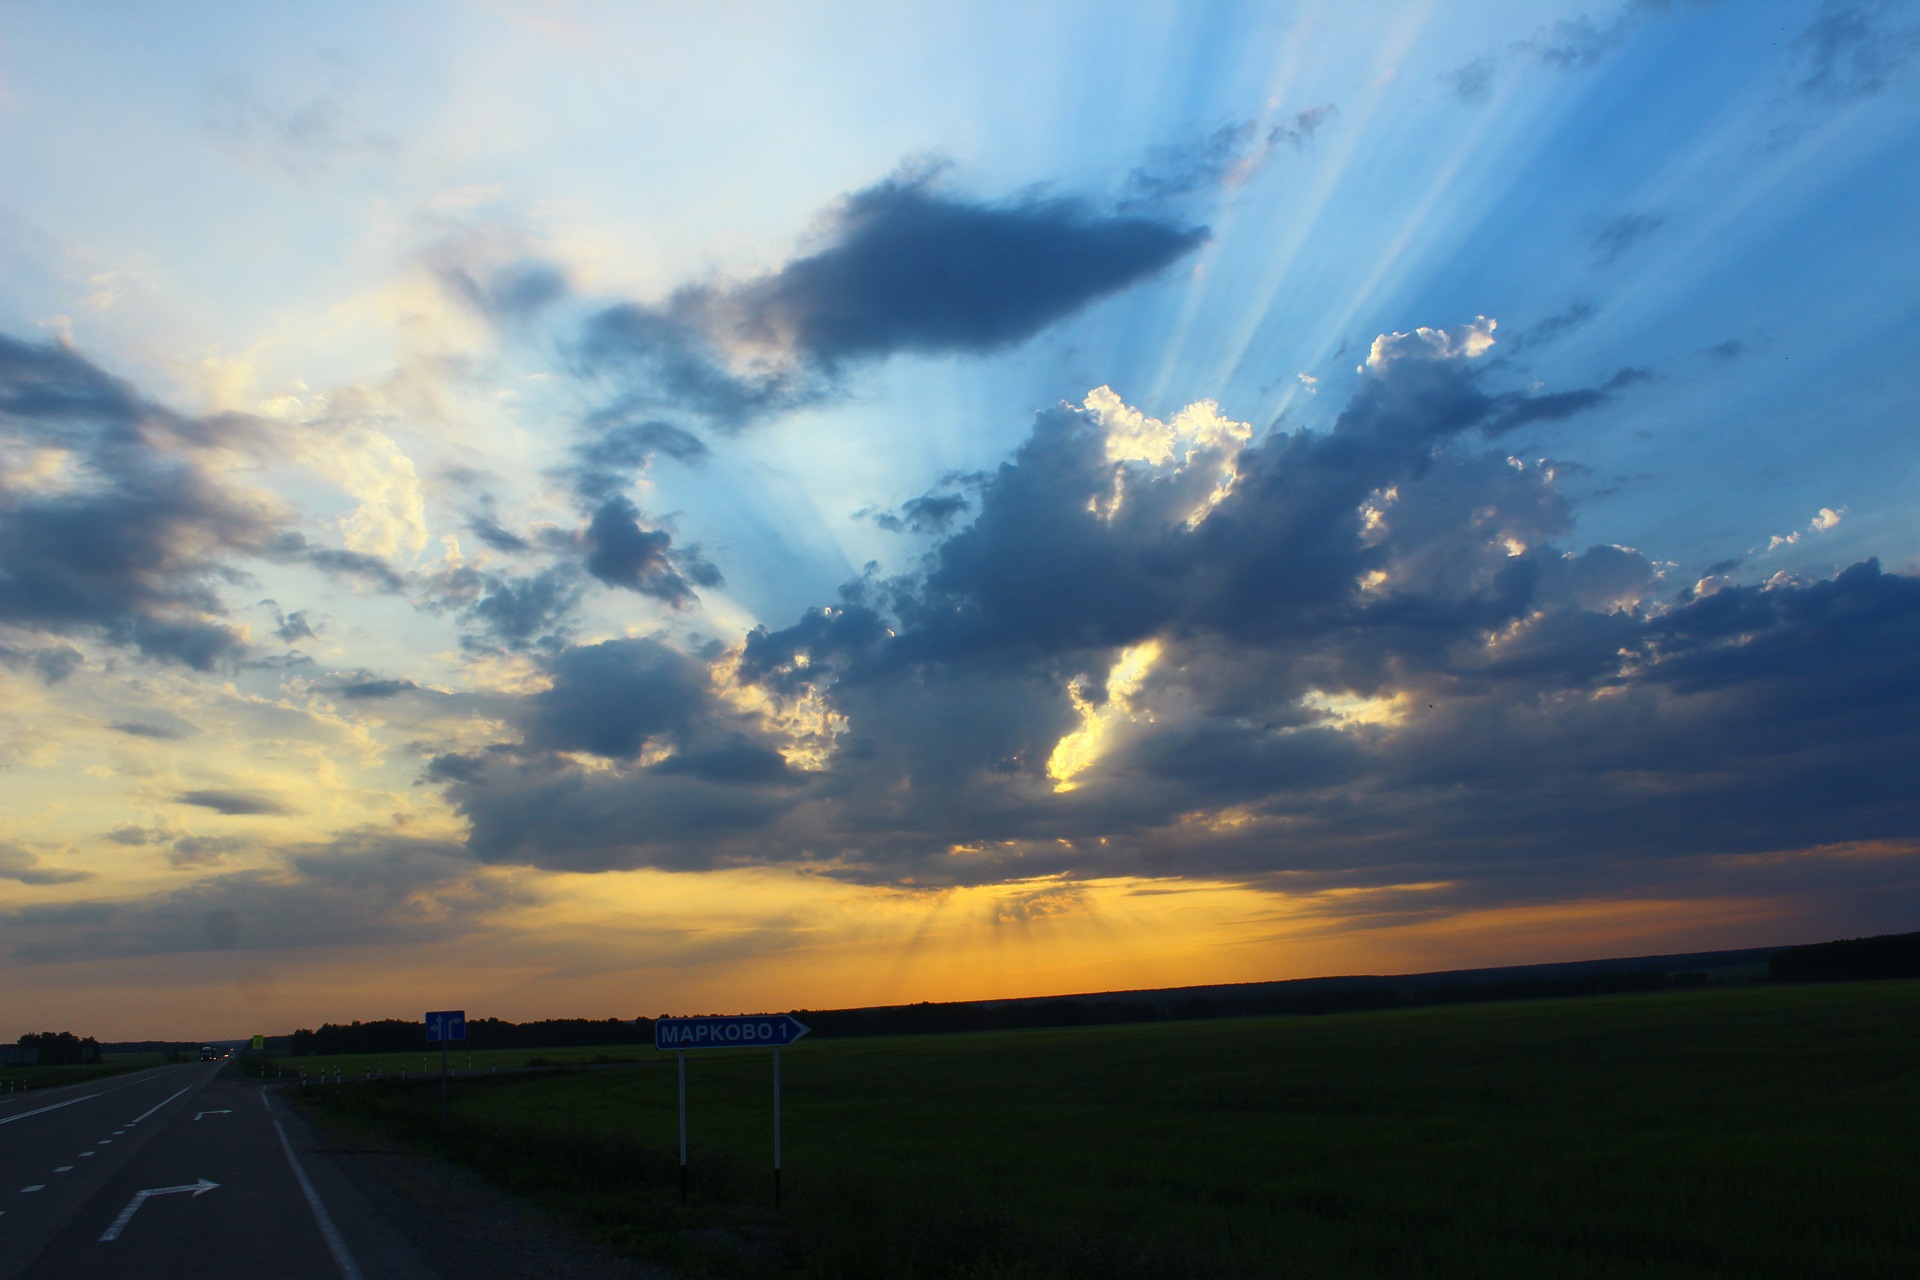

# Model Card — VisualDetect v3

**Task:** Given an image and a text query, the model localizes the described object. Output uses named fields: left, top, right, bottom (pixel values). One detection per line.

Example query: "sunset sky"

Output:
left=3, top=0, right=1918, bottom=1041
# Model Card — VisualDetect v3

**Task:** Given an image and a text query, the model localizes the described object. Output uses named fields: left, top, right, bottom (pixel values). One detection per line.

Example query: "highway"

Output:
left=0, top=1062, right=442, bottom=1279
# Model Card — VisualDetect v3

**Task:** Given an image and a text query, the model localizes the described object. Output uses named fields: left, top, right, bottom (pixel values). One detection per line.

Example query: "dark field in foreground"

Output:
left=290, top=982, right=1920, bottom=1278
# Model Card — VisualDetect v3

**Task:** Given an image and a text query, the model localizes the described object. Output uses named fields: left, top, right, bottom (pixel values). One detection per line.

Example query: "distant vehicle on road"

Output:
left=199, top=1045, right=222, bottom=1061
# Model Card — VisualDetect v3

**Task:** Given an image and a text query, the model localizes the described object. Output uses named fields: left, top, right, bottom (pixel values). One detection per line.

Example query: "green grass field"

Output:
left=0, top=1052, right=167, bottom=1093
left=255, top=1043, right=643, bottom=1079
left=289, top=982, right=1920, bottom=1279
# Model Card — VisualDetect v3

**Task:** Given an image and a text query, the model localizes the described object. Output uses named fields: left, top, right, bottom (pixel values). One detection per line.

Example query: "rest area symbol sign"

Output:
left=655, top=1014, right=810, bottom=1049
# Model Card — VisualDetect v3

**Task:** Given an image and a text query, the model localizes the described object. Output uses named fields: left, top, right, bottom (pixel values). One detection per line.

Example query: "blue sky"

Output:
left=2, top=0, right=1917, bottom=1039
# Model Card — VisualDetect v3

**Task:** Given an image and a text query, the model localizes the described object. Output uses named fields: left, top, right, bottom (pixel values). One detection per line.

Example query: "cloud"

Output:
left=176, top=789, right=292, bottom=816
left=0, top=333, right=288, bottom=669
left=1512, top=299, right=1598, bottom=350
left=201, top=71, right=394, bottom=177
left=335, top=677, right=420, bottom=700
left=109, top=720, right=195, bottom=740
left=580, top=496, right=705, bottom=604
left=869, top=491, right=971, bottom=535
left=442, top=260, right=568, bottom=322
left=575, top=166, right=1207, bottom=429
left=1, top=832, right=519, bottom=962
left=1590, top=212, right=1667, bottom=265
left=1444, top=1, right=1689, bottom=104
left=0, top=640, right=83, bottom=683
left=0, top=842, right=92, bottom=885
left=1790, top=0, right=1920, bottom=104
left=1118, top=111, right=1330, bottom=211
left=419, top=300, right=1920, bottom=907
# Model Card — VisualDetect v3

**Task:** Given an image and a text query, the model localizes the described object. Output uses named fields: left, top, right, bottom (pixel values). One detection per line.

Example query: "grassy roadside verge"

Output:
left=286, top=983, right=1920, bottom=1279
left=0, top=1053, right=168, bottom=1093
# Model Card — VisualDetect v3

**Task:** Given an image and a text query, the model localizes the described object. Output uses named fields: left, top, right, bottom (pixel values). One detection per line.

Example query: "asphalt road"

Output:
left=0, top=1063, right=442, bottom=1280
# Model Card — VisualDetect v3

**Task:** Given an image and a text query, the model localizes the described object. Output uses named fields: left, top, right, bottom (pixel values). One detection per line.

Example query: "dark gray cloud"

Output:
left=1123, top=121, right=1261, bottom=208
left=336, top=677, right=419, bottom=700
left=426, top=562, right=586, bottom=654
left=442, top=260, right=568, bottom=322
left=1791, top=0, right=1920, bottom=104
left=0, top=640, right=83, bottom=683
left=523, top=637, right=711, bottom=759
left=1444, top=0, right=1694, bottom=103
left=1705, top=338, right=1746, bottom=361
left=1445, top=57, right=1499, bottom=103
left=1512, top=298, right=1598, bottom=350
left=0, top=842, right=91, bottom=885
left=1271, top=104, right=1338, bottom=149
left=0, top=334, right=287, bottom=669
left=575, top=168, right=1206, bottom=429
left=416, top=310, right=1920, bottom=902
left=1590, top=212, right=1667, bottom=265
left=1, top=832, right=516, bottom=962
left=301, top=545, right=408, bottom=592
left=176, top=789, right=292, bottom=816
left=564, top=417, right=708, bottom=506
left=869, top=491, right=972, bottom=535
left=581, top=497, right=702, bottom=603
left=109, top=719, right=195, bottom=740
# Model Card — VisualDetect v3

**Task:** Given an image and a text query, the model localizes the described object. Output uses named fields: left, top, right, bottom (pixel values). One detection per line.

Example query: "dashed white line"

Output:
left=79, top=1151, right=95, bottom=1157
left=53, top=1166, right=73, bottom=1173
left=19, top=1186, right=45, bottom=1194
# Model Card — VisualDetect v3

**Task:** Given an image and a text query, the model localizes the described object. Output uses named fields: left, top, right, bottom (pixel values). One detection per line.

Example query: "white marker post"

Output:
left=687, top=1043, right=695, bottom=1205
left=773, top=1047, right=782, bottom=1208
left=655, top=1013, right=809, bottom=1208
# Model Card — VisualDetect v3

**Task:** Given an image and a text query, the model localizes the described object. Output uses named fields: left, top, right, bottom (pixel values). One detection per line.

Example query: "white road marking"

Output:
left=125, top=1085, right=192, bottom=1127
left=19, top=1186, right=45, bottom=1194
left=78, top=1151, right=95, bottom=1157
left=0, top=1094, right=99, bottom=1127
left=53, top=1167, right=72, bottom=1173
left=193, top=1109, right=232, bottom=1121
left=262, top=1089, right=364, bottom=1280
left=97, top=1178, right=219, bottom=1242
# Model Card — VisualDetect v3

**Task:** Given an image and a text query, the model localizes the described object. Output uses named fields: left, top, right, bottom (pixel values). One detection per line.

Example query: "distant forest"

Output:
left=258, top=929, right=1920, bottom=1055
left=289, top=1016, right=654, bottom=1056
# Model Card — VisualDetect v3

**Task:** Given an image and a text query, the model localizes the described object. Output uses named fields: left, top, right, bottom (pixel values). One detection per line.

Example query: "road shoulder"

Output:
left=276, top=1085, right=674, bottom=1280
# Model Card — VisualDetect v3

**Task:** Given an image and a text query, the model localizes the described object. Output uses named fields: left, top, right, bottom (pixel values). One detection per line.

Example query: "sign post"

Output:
left=654, top=1014, right=810, bottom=1207
left=425, top=1010, right=466, bottom=1126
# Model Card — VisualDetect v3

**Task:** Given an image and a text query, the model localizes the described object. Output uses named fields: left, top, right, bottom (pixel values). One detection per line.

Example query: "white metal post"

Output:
left=773, top=1046, right=783, bottom=1209
left=677, top=1049, right=688, bottom=1201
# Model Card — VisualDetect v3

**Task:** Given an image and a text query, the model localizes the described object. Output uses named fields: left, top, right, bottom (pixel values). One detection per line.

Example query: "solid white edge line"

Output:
left=0, top=1094, right=99, bottom=1127
left=262, top=1088, right=365, bottom=1280
left=126, top=1085, right=193, bottom=1127
left=0, top=1062, right=189, bottom=1115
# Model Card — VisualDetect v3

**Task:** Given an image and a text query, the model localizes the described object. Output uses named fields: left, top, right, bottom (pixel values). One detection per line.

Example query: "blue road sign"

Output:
left=655, top=1014, right=810, bottom=1050
left=425, top=1010, right=466, bottom=1043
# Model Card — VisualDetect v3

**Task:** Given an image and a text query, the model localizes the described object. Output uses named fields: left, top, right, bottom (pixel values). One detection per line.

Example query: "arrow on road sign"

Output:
left=98, top=1178, right=219, bottom=1241
left=654, top=1013, right=811, bottom=1050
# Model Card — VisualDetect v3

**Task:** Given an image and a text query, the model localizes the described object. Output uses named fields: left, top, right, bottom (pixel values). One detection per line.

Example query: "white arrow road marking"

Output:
left=0, top=1094, right=99, bottom=1126
left=98, top=1178, right=219, bottom=1241
left=125, top=1085, right=192, bottom=1127
left=192, top=1109, right=232, bottom=1121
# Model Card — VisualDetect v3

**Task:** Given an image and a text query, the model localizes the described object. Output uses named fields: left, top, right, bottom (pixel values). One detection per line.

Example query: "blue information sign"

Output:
left=655, top=1014, right=810, bottom=1050
left=425, top=1010, right=466, bottom=1043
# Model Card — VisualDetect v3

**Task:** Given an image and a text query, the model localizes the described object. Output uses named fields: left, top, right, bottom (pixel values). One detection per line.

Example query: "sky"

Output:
left=3, top=0, right=1919, bottom=1041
